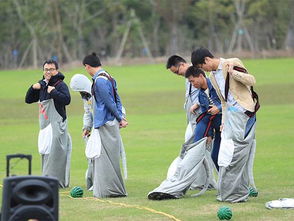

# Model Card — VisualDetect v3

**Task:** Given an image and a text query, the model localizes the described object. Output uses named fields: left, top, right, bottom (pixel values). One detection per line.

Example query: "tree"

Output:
left=285, top=0, right=294, bottom=50
left=153, top=0, right=192, bottom=55
left=227, top=0, right=254, bottom=54
left=12, top=0, right=48, bottom=68
left=190, top=0, right=233, bottom=53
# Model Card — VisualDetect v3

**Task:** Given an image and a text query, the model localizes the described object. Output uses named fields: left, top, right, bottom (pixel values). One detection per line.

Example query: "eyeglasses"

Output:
left=44, top=68, right=56, bottom=72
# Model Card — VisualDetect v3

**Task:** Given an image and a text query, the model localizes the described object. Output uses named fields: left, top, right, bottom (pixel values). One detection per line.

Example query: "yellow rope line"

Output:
left=0, top=185, right=181, bottom=221
left=60, top=191, right=181, bottom=221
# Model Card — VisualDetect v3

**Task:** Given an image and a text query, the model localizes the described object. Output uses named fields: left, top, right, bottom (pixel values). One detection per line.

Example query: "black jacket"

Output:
left=25, top=72, right=71, bottom=121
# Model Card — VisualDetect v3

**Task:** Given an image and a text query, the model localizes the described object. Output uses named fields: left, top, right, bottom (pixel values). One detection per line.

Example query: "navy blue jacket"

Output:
left=199, top=78, right=222, bottom=114
left=25, top=72, right=71, bottom=121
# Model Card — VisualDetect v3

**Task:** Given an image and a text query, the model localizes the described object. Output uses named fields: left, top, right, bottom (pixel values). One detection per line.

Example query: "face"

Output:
left=84, top=64, right=92, bottom=76
left=169, top=63, right=187, bottom=76
left=197, top=57, right=213, bottom=72
left=187, top=75, right=203, bottom=89
left=43, top=63, right=58, bottom=80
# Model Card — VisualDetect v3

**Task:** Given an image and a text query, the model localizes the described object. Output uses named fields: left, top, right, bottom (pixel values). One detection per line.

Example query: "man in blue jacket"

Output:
left=82, top=52, right=128, bottom=198
left=25, top=59, right=72, bottom=188
left=185, top=66, right=221, bottom=170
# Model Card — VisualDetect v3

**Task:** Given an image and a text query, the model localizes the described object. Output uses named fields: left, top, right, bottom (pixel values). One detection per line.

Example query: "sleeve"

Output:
left=191, top=88, right=200, bottom=105
left=25, top=86, right=40, bottom=103
left=211, top=91, right=222, bottom=111
left=95, top=78, right=122, bottom=122
left=82, top=98, right=93, bottom=131
left=50, top=82, right=71, bottom=105
left=221, top=102, right=227, bottom=125
left=113, top=80, right=123, bottom=118
left=215, top=101, right=222, bottom=112
left=231, top=59, right=256, bottom=86
left=194, top=96, right=200, bottom=106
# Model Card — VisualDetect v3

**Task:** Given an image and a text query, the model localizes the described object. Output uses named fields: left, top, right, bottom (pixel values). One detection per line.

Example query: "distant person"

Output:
left=70, top=74, right=94, bottom=190
left=166, top=55, right=200, bottom=141
left=83, top=52, right=127, bottom=198
left=191, top=47, right=259, bottom=203
left=185, top=66, right=221, bottom=170
left=25, top=59, right=72, bottom=188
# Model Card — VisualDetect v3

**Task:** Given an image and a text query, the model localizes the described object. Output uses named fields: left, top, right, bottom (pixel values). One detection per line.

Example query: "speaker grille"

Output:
left=1, top=176, right=59, bottom=221
left=12, top=179, right=53, bottom=205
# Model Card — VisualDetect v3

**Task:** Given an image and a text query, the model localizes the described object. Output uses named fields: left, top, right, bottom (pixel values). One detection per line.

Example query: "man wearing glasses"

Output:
left=166, top=55, right=200, bottom=141
left=147, top=56, right=217, bottom=200
left=25, top=59, right=72, bottom=188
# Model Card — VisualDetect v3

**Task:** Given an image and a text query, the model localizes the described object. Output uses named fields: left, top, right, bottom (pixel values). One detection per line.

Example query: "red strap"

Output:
left=53, top=79, right=62, bottom=87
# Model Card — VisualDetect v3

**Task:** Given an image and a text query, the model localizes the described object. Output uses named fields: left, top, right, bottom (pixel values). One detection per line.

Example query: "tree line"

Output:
left=0, top=0, right=293, bottom=69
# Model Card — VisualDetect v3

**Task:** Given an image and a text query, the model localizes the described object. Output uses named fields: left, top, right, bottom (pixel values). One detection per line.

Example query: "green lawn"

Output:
left=0, top=58, right=294, bottom=220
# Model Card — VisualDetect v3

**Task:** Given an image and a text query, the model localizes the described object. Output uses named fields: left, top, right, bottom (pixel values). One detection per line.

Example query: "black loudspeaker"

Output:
left=1, top=176, right=59, bottom=221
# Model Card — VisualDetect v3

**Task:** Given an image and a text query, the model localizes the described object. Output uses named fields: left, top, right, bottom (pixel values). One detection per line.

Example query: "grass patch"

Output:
left=1, top=58, right=294, bottom=220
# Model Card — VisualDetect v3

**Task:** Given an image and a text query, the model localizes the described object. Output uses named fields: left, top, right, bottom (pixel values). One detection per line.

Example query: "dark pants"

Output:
left=193, top=113, right=221, bottom=171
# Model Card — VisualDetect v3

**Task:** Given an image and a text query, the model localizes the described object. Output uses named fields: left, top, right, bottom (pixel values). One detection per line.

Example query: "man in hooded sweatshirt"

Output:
left=25, top=59, right=72, bottom=188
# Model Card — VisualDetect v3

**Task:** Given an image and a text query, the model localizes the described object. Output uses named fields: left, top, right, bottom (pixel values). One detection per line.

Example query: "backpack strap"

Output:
left=98, top=73, right=117, bottom=103
left=189, top=83, right=192, bottom=96
left=91, top=72, right=117, bottom=104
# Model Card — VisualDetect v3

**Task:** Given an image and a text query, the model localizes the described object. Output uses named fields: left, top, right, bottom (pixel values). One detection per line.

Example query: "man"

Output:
left=166, top=55, right=210, bottom=187
left=83, top=52, right=127, bottom=198
left=147, top=57, right=217, bottom=201
left=191, top=47, right=258, bottom=203
left=167, top=56, right=220, bottom=170
left=185, top=66, right=221, bottom=171
left=166, top=55, right=200, bottom=141
left=25, top=59, right=72, bottom=188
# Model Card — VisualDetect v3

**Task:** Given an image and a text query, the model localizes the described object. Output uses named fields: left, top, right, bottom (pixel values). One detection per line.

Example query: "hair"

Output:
left=185, top=66, right=206, bottom=78
left=166, top=55, right=186, bottom=69
left=191, top=47, right=214, bottom=66
left=43, top=59, right=59, bottom=70
left=82, top=52, right=101, bottom=67
left=80, top=91, right=91, bottom=100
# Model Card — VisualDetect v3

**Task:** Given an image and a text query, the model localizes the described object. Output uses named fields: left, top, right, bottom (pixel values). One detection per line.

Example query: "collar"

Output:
left=48, top=72, right=64, bottom=85
left=200, top=78, right=212, bottom=91
left=92, top=69, right=107, bottom=80
left=217, top=58, right=224, bottom=71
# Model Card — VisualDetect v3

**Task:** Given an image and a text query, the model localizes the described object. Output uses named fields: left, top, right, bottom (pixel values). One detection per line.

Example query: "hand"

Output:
left=227, top=63, right=234, bottom=75
left=220, top=124, right=224, bottom=132
left=208, top=105, right=220, bottom=115
left=82, top=129, right=91, bottom=138
left=189, top=103, right=199, bottom=114
left=44, top=71, right=52, bottom=81
left=32, top=83, right=41, bottom=90
left=119, top=119, right=128, bottom=128
left=47, top=86, right=55, bottom=93
left=206, top=136, right=212, bottom=145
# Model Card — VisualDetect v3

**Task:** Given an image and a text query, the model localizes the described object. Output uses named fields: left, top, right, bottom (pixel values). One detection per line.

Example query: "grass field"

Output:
left=0, top=58, right=294, bottom=220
